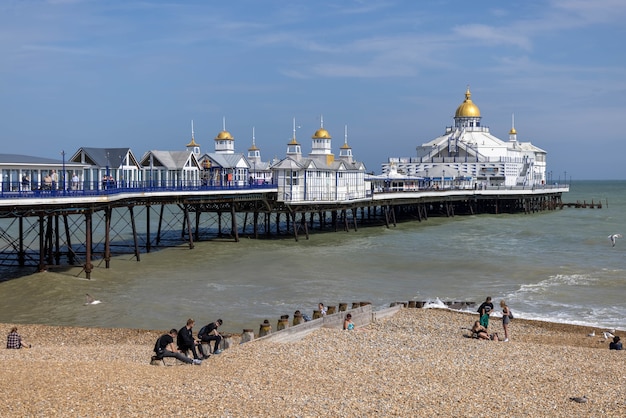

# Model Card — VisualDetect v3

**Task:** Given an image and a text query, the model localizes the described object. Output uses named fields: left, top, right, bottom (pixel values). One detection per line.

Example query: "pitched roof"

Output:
left=70, top=147, right=140, bottom=168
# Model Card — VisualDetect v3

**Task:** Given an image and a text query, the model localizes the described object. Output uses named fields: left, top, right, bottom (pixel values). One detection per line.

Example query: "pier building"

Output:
left=247, top=128, right=273, bottom=185
left=196, top=119, right=250, bottom=187
left=273, top=118, right=367, bottom=202
left=382, top=87, right=547, bottom=189
left=69, top=147, right=142, bottom=190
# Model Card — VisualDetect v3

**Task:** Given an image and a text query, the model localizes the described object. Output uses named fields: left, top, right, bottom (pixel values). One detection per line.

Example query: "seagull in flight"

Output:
left=608, top=234, right=622, bottom=247
left=84, top=293, right=102, bottom=305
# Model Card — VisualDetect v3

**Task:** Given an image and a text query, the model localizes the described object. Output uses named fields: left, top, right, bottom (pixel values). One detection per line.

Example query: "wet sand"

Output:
left=1, top=308, right=624, bottom=417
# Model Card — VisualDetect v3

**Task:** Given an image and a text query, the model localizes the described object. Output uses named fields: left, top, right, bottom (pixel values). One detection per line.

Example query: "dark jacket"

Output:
left=177, top=326, right=195, bottom=350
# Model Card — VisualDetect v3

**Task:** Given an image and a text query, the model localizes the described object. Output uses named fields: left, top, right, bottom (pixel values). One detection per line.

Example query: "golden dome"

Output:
left=340, top=142, right=351, bottom=149
left=455, top=87, right=481, bottom=118
left=186, top=137, right=199, bottom=148
left=215, top=130, right=234, bottom=140
left=312, top=128, right=331, bottom=139
left=288, top=137, right=300, bottom=145
left=509, top=127, right=517, bottom=135
left=248, top=144, right=259, bottom=151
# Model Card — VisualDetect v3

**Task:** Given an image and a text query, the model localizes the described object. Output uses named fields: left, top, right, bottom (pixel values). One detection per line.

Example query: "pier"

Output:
left=0, top=185, right=568, bottom=278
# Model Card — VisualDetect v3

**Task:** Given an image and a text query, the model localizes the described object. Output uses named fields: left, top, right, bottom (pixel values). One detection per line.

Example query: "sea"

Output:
left=0, top=180, right=624, bottom=334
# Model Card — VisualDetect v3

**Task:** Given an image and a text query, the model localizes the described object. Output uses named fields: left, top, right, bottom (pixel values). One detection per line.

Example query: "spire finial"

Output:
left=191, top=120, right=195, bottom=140
left=344, top=125, right=348, bottom=144
left=252, top=126, right=256, bottom=146
left=320, top=114, right=324, bottom=128
left=222, top=116, right=226, bottom=131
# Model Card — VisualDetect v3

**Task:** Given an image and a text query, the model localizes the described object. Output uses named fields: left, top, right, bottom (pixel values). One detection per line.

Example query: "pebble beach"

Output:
left=1, top=308, right=624, bottom=417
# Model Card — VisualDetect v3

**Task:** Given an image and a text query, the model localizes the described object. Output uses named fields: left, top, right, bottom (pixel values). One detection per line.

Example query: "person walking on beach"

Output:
left=6, top=327, right=31, bottom=349
left=477, top=297, right=493, bottom=328
left=154, top=329, right=201, bottom=365
left=500, top=300, right=511, bottom=342
left=177, top=318, right=202, bottom=360
left=198, top=319, right=223, bottom=356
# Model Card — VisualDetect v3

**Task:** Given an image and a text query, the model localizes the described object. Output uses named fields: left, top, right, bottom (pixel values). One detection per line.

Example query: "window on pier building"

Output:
left=286, top=170, right=299, bottom=186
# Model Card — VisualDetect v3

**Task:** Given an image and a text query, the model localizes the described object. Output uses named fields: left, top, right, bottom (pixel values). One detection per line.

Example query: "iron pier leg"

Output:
left=184, top=206, right=194, bottom=249
left=253, top=211, right=259, bottom=239
left=38, top=215, right=46, bottom=271
left=156, top=204, right=164, bottom=245
left=194, top=207, right=200, bottom=242
left=104, top=207, right=111, bottom=268
left=301, top=212, right=309, bottom=240
left=231, top=203, right=239, bottom=242
left=84, top=211, right=93, bottom=279
left=129, top=205, right=140, bottom=261
left=146, top=204, right=151, bottom=253
left=54, top=214, right=61, bottom=265
left=63, top=214, right=74, bottom=264
left=18, top=216, right=24, bottom=267
left=291, top=211, right=298, bottom=242
left=45, top=215, right=53, bottom=265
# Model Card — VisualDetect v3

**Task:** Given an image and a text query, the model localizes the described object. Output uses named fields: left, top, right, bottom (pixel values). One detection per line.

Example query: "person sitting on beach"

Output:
left=295, top=310, right=312, bottom=322
left=471, top=321, right=490, bottom=340
left=154, top=329, right=201, bottom=365
left=318, top=303, right=327, bottom=316
left=198, top=319, right=223, bottom=355
left=343, top=313, right=355, bottom=330
left=477, top=296, right=493, bottom=328
left=609, top=335, right=622, bottom=350
left=6, top=327, right=31, bottom=349
left=177, top=318, right=203, bottom=360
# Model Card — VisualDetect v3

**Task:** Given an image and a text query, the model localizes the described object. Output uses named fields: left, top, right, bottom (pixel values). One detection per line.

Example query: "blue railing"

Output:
left=0, top=180, right=277, bottom=200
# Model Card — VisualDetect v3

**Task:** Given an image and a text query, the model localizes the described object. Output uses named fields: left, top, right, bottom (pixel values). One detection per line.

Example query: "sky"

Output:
left=1, top=0, right=625, bottom=180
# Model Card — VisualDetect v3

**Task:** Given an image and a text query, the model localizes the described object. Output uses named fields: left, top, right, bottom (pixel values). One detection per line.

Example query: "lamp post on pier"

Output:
left=61, top=150, right=66, bottom=195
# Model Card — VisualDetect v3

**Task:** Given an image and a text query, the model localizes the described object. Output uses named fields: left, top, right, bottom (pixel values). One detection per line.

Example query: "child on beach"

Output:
left=500, top=300, right=511, bottom=342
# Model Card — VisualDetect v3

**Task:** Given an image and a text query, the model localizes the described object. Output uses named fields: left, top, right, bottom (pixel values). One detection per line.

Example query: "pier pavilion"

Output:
left=382, top=87, right=547, bottom=189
